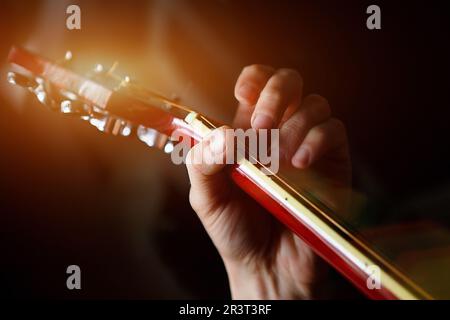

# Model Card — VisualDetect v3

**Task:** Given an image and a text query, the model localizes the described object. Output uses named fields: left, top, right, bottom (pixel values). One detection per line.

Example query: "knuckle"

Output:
left=285, top=114, right=307, bottom=133
left=277, top=68, right=303, bottom=83
left=260, top=88, right=284, bottom=105
left=314, top=126, right=328, bottom=141
left=243, top=64, right=274, bottom=75
left=188, top=189, right=202, bottom=212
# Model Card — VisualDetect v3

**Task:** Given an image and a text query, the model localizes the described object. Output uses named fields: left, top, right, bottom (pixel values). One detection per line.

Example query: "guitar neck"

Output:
left=186, top=113, right=430, bottom=300
left=7, top=46, right=431, bottom=300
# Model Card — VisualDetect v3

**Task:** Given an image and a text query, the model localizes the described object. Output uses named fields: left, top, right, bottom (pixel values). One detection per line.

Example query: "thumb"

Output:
left=186, top=126, right=234, bottom=216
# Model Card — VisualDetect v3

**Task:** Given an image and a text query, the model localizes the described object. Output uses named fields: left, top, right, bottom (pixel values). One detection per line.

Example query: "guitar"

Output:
left=6, top=46, right=434, bottom=300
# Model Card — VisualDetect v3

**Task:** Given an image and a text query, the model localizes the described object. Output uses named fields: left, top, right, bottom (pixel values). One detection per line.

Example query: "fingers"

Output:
left=186, top=126, right=233, bottom=216
left=232, top=66, right=348, bottom=172
left=280, top=94, right=331, bottom=162
left=233, top=65, right=275, bottom=129
left=291, top=118, right=348, bottom=169
left=233, top=65, right=303, bottom=130
left=252, top=68, right=303, bottom=129
left=234, top=65, right=275, bottom=106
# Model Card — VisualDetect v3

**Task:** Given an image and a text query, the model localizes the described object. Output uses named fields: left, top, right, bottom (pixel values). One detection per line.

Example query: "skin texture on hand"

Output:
left=186, top=65, right=351, bottom=299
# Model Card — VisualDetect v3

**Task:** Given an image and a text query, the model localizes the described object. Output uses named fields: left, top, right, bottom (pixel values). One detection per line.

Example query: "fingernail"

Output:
left=293, top=147, right=310, bottom=168
left=209, top=129, right=226, bottom=155
left=252, top=113, right=274, bottom=129
left=237, top=83, right=257, bottom=104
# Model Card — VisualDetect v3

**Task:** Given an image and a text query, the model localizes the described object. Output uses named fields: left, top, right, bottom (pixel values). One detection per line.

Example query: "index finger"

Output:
left=234, top=65, right=275, bottom=107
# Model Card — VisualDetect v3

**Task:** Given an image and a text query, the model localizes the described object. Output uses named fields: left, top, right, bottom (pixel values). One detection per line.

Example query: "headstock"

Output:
left=7, top=46, right=215, bottom=153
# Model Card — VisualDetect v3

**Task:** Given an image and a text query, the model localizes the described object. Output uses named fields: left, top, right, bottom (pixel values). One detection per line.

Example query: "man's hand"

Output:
left=186, top=65, right=351, bottom=299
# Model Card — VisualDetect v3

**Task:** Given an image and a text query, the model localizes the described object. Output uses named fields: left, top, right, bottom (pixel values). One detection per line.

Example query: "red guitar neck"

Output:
left=7, top=46, right=429, bottom=300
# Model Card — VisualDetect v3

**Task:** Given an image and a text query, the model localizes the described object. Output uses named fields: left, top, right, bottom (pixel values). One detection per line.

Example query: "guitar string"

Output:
left=153, top=95, right=432, bottom=299
left=28, top=53, right=432, bottom=298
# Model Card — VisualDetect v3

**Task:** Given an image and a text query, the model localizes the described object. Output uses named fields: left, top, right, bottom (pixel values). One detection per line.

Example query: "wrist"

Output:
left=223, top=260, right=311, bottom=300
left=224, top=261, right=274, bottom=300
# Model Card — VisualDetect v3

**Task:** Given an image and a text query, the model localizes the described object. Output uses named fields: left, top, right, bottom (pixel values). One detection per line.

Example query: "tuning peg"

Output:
left=64, top=51, right=73, bottom=62
left=60, top=100, right=91, bottom=117
left=163, top=141, right=174, bottom=154
left=7, top=72, right=38, bottom=89
left=137, top=126, right=174, bottom=153
left=86, top=113, right=133, bottom=137
left=32, top=80, right=51, bottom=105
left=104, top=116, right=133, bottom=136
left=94, top=64, right=104, bottom=74
left=54, top=50, right=73, bottom=66
left=114, top=75, right=131, bottom=91
left=9, top=71, right=62, bottom=111
left=32, top=79, right=75, bottom=112
left=88, top=115, right=108, bottom=132
left=87, top=62, right=125, bottom=90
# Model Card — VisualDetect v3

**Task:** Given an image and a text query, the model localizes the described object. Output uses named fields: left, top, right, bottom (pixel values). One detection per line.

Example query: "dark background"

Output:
left=0, top=0, right=449, bottom=298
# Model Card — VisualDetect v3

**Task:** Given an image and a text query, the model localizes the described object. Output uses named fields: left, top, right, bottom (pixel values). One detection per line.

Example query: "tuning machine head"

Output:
left=90, top=115, right=133, bottom=137
left=7, top=47, right=181, bottom=156
left=137, top=126, right=174, bottom=154
left=8, top=71, right=55, bottom=108
left=7, top=71, right=38, bottom=89
left=8, top=65, right=91, bottom=118
left=60, top=100, right=92, bottom=117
